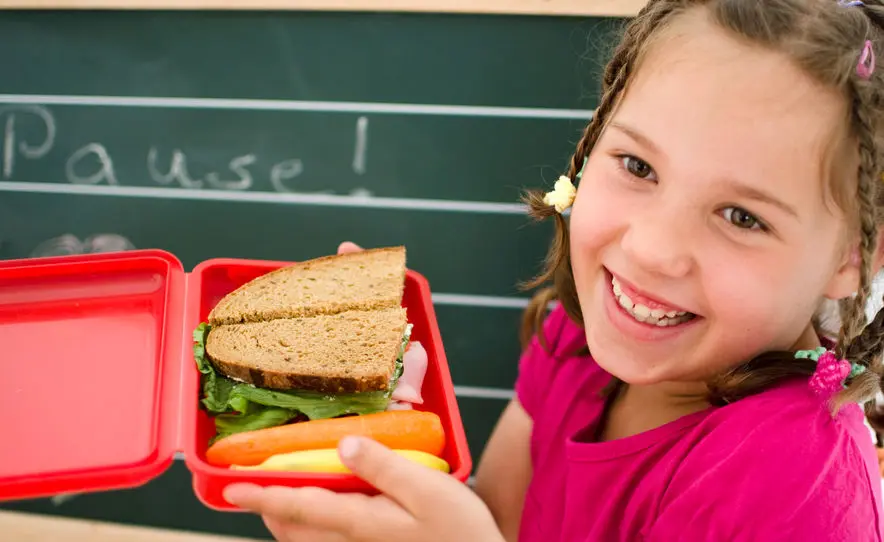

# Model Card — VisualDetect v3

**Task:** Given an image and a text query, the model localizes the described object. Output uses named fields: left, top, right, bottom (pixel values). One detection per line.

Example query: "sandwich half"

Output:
left=193, top=247, right=418, bottom=442
left=207, top=246, right=406, bottom=325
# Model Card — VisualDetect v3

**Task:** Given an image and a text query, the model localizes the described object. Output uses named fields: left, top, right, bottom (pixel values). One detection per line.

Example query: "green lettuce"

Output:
left=193, top=322, right=412, bottom=441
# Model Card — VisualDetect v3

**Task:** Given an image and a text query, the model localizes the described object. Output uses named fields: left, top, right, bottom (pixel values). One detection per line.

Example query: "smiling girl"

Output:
left=224, top=2, right=884, bottom=540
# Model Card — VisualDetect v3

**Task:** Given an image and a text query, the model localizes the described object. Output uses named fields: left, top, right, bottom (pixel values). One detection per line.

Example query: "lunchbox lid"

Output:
left=0, top=249, right=189, bottom=500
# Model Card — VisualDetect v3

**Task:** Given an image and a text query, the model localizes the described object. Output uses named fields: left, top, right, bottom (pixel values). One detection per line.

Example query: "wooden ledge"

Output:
left=0, top=510, right=265, bottom=542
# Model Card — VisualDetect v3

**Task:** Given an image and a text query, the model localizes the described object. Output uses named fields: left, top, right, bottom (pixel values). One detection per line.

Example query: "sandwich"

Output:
left=193, top=246, right=428, bottom=443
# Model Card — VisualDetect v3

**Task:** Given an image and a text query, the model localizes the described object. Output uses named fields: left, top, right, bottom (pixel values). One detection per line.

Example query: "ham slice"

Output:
left=392, top=341, right=428, bottom=405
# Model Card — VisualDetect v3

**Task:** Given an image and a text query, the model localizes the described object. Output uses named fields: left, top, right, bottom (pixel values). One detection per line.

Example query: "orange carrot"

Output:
left=206, top=410, right=446, bottom=467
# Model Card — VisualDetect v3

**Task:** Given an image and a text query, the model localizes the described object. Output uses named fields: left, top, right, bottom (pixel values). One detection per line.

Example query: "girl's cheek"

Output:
left=572, top=179, right=630, bottom=244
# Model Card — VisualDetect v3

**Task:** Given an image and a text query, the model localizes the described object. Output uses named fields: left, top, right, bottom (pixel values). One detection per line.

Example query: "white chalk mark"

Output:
left=15, top=105, right=56, bottom=159
left=205, top=153, right=256, bottom=191
left=432, top=292, right=529, bottom=309
left=30, top=233, right=83, bottom=258
left=0, top=94, right=593, bottom=120
left=270, top=158, right=304, bottom=193
left=0, top=181, right=526, bottom=214
left=65, top=143, right=118, bottom=186
left=50, top=493, right=80, bottom=506
left=453, top=386, right=516, bottom=400
left=349, top=187, right=374, bottom=198
left=84, top=233, right=136, bottom=253
left=3, top=115, right=13, bottom=179
left=0, top=105, right=56, bottom=179
left=352, top=116, right=368, bottom=175
left=31, top=233, right=136, bottom=257
left=147, top=147, right=202, bottom=188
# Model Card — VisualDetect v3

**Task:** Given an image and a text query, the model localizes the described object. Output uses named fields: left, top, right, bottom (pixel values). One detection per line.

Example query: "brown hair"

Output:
left=520, top=0, right=884, bottom=430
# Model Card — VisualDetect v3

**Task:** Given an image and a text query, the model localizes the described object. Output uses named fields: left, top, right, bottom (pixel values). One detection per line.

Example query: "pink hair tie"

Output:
left=837, top=2, right=876, bottom=79
left=857, top=39, right=876, bottom=80
left=796, top=347, right=867, bottom=398
left=808, top=351, right=851, bottom=397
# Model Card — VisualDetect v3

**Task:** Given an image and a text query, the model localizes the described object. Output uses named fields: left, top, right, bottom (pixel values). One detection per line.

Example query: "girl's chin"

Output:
left=586, top=338, right=691, bottom=385
left=590, top=352, right=668, bottom=384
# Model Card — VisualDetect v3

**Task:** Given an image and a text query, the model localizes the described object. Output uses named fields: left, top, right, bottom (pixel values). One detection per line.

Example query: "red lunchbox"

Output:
left=0, top=249, right=471, bottom=511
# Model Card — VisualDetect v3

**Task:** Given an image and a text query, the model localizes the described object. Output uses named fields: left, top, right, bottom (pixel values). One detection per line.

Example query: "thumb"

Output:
left=337, top=436, right=444, bottom=513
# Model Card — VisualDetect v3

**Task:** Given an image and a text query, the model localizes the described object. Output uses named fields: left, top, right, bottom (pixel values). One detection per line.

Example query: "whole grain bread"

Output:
left=205, top=307, right=408, bottom=393
left=208, top=246, right=406, bottom=326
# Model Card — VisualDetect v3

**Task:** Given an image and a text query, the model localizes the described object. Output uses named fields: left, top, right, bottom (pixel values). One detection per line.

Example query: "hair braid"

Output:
left=837, top=100, right=879, bottom=353
left=835, top=74, right=884, bottom=415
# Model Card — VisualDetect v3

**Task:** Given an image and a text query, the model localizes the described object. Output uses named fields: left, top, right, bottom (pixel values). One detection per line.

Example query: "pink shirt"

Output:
left=515, top=305, right=883, bottom=541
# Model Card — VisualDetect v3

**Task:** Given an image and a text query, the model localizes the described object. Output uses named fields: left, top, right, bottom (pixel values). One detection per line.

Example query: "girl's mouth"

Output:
left=610, top=275, right=697, bottom=327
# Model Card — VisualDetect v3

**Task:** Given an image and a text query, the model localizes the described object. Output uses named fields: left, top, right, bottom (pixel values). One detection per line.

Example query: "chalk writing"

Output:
left=3, top=116, right=13, bottom=179
left=147, top=147, right=202, bottom=188
left=353, top=116, right=368, bottom=175
left=66, top=143, right=118, bottom=185
left=206, top=154, right=256, bottom=191
left=270, top=158, right=304, bottom=193
left=0, top=105, right=56, bottom=179
left=0, top=105, right=373, bottom=195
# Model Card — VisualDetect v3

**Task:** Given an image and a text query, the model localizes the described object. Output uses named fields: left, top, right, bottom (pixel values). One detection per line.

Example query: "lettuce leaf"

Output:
left=193, top=322, right=412, bottom=440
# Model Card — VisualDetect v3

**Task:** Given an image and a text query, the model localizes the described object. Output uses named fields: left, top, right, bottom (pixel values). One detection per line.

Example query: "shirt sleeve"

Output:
left=643, top=403, right=883, bottom=542
left=514, top=304, right=569, bottom=420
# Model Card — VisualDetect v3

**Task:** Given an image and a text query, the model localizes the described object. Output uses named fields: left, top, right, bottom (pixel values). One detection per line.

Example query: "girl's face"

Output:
left=570, top=12, right=860, bottom=386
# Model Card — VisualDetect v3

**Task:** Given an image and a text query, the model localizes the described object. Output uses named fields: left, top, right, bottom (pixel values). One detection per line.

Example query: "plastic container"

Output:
left=0, top=249, right=471, bottom=511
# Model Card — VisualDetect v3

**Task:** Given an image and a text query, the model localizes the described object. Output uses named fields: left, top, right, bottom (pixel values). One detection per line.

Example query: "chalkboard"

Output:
left=0, top=9, right=625, bottom=539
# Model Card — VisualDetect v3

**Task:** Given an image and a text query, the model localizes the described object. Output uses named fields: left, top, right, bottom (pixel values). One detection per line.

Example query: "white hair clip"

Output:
left=543, top=175, right=577, bottom=213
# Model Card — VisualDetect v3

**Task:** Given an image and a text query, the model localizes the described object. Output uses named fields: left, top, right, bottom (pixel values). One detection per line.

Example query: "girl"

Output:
left=223, top=0, right=884, bottom=540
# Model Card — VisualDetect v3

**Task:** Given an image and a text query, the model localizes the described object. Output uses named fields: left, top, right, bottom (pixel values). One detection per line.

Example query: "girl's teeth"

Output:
left=610, top=276, right=693, bottom=326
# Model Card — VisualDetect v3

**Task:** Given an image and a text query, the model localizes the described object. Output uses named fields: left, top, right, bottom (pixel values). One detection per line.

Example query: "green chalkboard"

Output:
left=0, top=8, right=625, bottom=539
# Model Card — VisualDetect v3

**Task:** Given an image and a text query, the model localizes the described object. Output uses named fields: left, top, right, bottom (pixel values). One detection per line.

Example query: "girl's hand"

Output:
left=223, top=437, right=505, bottom=542
left=229, top=240, right=502, bottom=541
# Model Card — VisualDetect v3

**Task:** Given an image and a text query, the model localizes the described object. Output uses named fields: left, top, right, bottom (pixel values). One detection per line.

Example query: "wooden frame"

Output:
left=0, top=0, right=646, bottom=17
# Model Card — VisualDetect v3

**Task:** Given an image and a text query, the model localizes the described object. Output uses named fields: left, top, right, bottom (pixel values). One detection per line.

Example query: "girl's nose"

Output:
left=619, top=205, right=694, bottom=278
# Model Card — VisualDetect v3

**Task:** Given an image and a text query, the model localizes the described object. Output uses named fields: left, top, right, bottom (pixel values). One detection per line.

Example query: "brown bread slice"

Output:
left=205, top=307, right=409, bottom=393
left=208, top=246, right=406, bottom=326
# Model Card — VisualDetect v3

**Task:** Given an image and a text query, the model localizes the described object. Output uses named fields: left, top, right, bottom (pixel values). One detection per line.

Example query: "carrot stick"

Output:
left=205, top=410, right=446, bottom=467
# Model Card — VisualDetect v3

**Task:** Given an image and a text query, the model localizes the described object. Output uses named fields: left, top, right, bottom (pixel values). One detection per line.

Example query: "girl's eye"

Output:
left=722, top=207, right=765, bottom=231
left=622, top=156, right=655, bottom=180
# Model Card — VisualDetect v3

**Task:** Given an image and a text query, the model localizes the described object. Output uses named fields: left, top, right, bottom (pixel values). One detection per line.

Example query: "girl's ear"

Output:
left=824, top=232, right=884, bottom=301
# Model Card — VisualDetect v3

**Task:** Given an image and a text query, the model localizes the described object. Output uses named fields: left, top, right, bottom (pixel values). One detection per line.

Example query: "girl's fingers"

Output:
left=337, top=242, right=364, bottom=254
left=224, top=483, right=398, bottom=537
left=337, top=436, right=459, bottom=515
